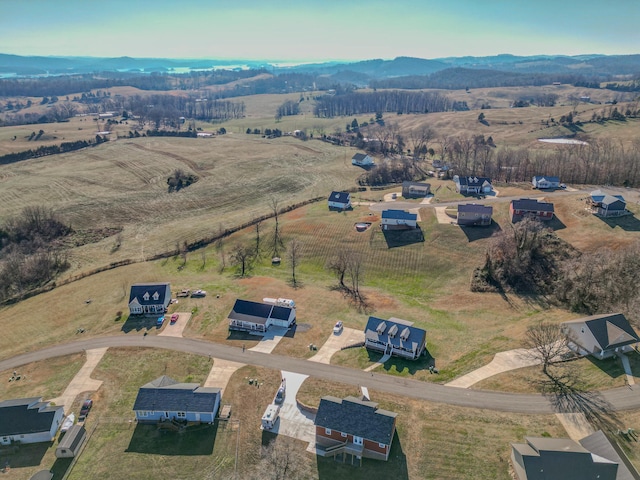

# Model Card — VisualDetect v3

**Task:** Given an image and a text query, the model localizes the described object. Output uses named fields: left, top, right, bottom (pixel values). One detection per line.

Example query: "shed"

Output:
left=55, top=424, right=86, bottom=459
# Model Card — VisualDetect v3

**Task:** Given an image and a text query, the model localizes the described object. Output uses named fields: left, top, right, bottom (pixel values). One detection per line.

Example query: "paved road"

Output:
left=2, top=335, right=639, bottom=414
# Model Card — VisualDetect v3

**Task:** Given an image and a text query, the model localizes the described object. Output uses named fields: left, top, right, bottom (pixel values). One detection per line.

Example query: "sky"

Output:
left=1, top=0, right=639, bottom=61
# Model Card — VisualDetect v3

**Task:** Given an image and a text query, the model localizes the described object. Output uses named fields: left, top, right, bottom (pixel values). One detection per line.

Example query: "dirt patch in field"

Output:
left=361, top=213, right=380, bottom=222
left=364, top=290, right=400, bottom=311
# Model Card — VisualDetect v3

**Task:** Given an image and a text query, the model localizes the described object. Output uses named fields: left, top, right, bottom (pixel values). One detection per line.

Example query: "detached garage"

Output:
left=55, top=424, right=86, bottom=459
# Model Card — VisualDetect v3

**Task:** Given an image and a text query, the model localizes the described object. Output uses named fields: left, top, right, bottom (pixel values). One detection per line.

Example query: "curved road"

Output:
left=2, top=335, right=639, bottom=414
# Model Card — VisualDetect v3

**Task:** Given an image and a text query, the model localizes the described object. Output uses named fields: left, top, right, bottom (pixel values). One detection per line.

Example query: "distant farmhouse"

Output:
left=0, top=397, right=64, bottom=445
left=227, top=299, right=296, bottom=335
left=562, top=313, right=640, bottom=359
left=532, top=175, right=560, bottom=189
left=132, top=375, right=221, bottom=424
left=128, top=282, right=171, bottom=315
left=328, top=191, right=352, bottom=210
left=510, top=199, right=554, bottom=223
left=401, top=181, right=431, bottom=198
left=454, top=175, right=492, bottom=195
left=351, top=153, right=375, bottom=167
left=457, top=204, right=493, bottom=226
left=588, top=190, right=628, bottom=217
left=511, top=431, right=637, bottom=480
left=314, top=395, right=398, bottom=463
left=364, top=316, right=426, bottom=360
left=381, top=209, right=417, bottom=230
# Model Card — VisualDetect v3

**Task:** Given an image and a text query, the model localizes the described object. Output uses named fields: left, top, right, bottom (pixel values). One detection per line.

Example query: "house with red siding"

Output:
left=509, top=198, right=554, bottom=223
left=314, top=395, right=397, bottom=464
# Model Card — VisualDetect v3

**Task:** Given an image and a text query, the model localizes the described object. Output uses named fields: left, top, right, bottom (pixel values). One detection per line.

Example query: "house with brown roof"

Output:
left=314, top=395, right=397, bottom=463
left=401, top=181, right=431, bottom=198
left=457, top=204, right=493, bottom=226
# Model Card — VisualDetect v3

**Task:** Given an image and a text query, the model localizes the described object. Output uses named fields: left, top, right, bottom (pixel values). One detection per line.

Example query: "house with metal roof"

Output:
left=0, top=397, right=64, bottom=445
left=381, top=209, right=418, bottom=230
left=328, top=191, right=352, bottom=210
left=351, top=153, right=375, bottom=167
left=132, top=376, right=221, bottom=424
left=511, top=430, right=637, bottom=480
left=364, top=316, right=426, bottom=360
left=227, top=299, right=296, bottom=335
left=588, top=190, right=628, bottom=217
left=128, top=282, right=171, bottom=315
left=454, top=175, right=492, bottom=195
left=314, top=395, right=397, bottom=463
left=55, top=424, right=87, bottom=458
left=561, top=313, right=640, bottom=359
left=457, top=204, right=493, bottom=226
left=532, top=176, right=561, bottom=189
left=510, top=198, right=554, bottom=223
left=401, top=181, right=431, bottom=198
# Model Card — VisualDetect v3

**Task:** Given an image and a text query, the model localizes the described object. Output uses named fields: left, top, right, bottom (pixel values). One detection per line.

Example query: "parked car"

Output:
left=333, top=321, right=343, bottom=334
left=191, top=289, right=206, bottom=298
left=176, top=289, right=190, bottom=298
left=157, top=316, right=165, bottom=327
left=79, top=399, right=93, bottom=420
left=170, top=313, right=179, bottom=324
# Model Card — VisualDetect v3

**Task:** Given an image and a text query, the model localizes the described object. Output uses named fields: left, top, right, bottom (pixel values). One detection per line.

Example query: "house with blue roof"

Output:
left=132, top=376, right=221, bottom=424
left=364, top=316, right=426, bottom=360
left=381, top=209, right=418, bottom=230
left=588, top=190, right=628, bottom=217
left=128, top=282, right=171, bottom=315
left=328, top=191, right=352, bottom=210
left=532, top=176, right=561, bottom=189
left=227, top=299, right=296, bottom=335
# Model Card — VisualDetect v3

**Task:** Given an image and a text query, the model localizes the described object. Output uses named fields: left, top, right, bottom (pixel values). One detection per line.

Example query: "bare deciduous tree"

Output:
left=523, top=322, right=569, bottom=376
left=287, top=238, right=302, bottom=288
left=270, top=197, right=284, bottom=257
left=248, top=437, right=312, bottom=480
left=230, top=244, right=254, bottom=277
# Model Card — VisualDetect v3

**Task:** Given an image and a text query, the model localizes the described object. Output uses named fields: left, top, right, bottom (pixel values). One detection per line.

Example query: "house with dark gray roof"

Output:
left=561, top=313, right=640, bottom=359
left=589, top=190, right=628, bottom=217
left=328, top=191, right=352, bottom=210
left=402, top=181, right=431, bottom=198
left=532, top=175, right=561, bottom=189
left=314, top=396, right=397, bottom=462
left=227, top=299, right=296, bottom=335
left=364, top=316, right=426, bottom=360
left=128, top=282, right=171, bottom=315
left=132, top=375, right=221, bottom=424
left=381, top=209, right=418, bottom=230
left=454, top=175, right=492, bottom=195
left=510, top=198, right=554, bottom=223
left=0, top=397, right=64, bottom=445
left=351, top=152, right=374, bottom=167
left=457, top=204, right=493, bottom=226
left=511, top=431, right=638, bottom=480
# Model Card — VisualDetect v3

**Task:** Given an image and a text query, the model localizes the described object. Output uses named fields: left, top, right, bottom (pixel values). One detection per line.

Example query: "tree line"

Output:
left=0, top=136, right=108, bottom=166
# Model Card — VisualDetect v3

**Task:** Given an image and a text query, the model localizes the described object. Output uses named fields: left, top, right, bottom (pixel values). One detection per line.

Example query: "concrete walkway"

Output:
left=555, top=413, right=595, bottom=441
left=203, top=358, right=245, bottom=394
left=446, top=348, right=541, bottom=388
left=249, top=327, right=289, bottom=354
left=617, top=352, right=636, bottom=386
left=158, top=312, right=191, bottom=337
left=364, top=353, right=391, bottom=372
left=309, top=328, right=365, bottom=364
left=434, top=206, right=455, bottom=224
left=48, top=347, right=107, bottom=414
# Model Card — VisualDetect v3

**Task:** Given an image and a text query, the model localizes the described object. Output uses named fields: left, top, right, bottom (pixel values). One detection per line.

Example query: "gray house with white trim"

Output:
left=364, top=316, right=426, bottom=360
left=328, top=191, right=352, bottom=210
left=562, top=313, right=640, bottom=359
left=532, top=176, right=560, bottom=189
left=128, top=282, right=171, bottom=315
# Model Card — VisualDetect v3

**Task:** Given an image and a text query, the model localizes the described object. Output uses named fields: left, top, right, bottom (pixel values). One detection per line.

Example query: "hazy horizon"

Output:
left=1, top=0, right=639, bottom=62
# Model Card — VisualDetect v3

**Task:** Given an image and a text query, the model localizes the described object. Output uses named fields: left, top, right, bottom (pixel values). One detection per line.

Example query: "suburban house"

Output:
left=0, top=397, right=64, bottom=445
left=401, top=181, right=431, bottom=198
left=588, top=190, right=628, bottom=217
left=561, top=313, right=640, bottom=359
left=364, top=316, right=427, bottom=360
left=511, top=431, right=637, bottom=480
left=328, top=191, right=352, bottom=210
left=509, top=198, right=555, bottom=223
left=132, top=375, right=221, bottom=424
left=381, top=209, right=418, bottom=230
left=314, top=395, right=398, bottom=463
left=532, top=175, right=561, bottom=189
left=454, top=175, right=492, bottom=195
left=457, top=204, right=493, bottom=226
left=227, top=299, right=296, bottom=335
left=351, top=153, right=375, bottom=167
left=128, top=282, right=171, bottom=315
left=55, top=424, right=87, bottom=459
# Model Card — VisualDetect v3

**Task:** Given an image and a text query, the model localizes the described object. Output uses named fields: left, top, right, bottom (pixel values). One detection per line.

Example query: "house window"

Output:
left=139, top=411, right=148, bottom=417
left=379, top=443, right=386, bottom=449
left=325, top=428, right=332, bottom=435
left=177, top=412, right=186, bottom=418
left=341, top=432, right=347, bottom=438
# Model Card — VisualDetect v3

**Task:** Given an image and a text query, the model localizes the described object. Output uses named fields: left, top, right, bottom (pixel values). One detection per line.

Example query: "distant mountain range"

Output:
left=1, top=53, right=639, bottom=81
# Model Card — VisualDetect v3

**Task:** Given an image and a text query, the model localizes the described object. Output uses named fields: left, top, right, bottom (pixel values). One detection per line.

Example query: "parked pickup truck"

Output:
left=176, top=289, right=190, bottom=298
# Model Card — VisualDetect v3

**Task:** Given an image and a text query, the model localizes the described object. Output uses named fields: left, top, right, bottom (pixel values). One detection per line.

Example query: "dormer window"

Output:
left=152, top=292, right=159, bottom=301
left=143, top=292, right=150, bottom=301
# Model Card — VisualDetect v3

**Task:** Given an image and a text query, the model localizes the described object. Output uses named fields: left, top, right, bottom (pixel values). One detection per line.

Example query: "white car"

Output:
left=333, top=321, right=343, bottom=334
